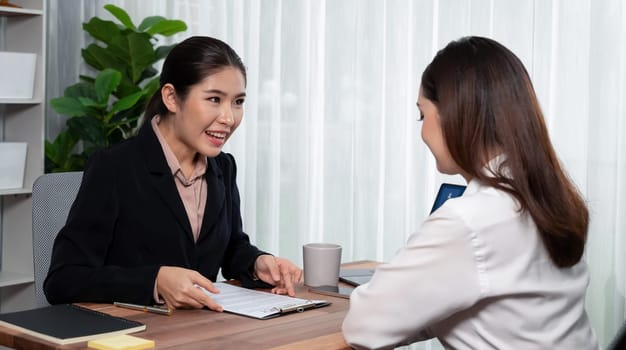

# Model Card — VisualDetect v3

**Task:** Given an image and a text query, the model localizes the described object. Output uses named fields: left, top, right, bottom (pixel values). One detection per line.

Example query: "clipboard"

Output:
left=199, top=282, right=330, bottom=320
left=430, top=183, right=466, bottom=213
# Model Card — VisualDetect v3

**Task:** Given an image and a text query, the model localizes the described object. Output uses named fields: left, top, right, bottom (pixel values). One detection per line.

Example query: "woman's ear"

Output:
left=161, top=83, right=178, bottom=113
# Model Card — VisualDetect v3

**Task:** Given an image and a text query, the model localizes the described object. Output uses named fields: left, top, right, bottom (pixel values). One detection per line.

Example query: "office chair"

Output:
left=31, top=171, right=83, bottom=307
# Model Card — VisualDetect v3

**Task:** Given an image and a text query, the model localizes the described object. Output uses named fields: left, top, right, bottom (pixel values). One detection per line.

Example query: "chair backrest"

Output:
left=32, top=171, right=83, bottom=307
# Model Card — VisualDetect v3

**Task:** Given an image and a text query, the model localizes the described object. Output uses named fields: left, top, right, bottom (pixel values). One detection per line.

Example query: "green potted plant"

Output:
left=46, top=4, right=187, bottom=172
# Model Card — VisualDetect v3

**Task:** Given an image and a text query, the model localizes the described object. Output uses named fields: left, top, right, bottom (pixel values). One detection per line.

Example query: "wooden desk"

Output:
left=0, top=261, right=377, bottom=350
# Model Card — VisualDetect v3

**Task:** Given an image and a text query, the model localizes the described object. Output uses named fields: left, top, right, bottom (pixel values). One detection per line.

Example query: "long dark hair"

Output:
left=421, top=36, right=588, bottom=268
left=144, top=36, right=247, bottom=121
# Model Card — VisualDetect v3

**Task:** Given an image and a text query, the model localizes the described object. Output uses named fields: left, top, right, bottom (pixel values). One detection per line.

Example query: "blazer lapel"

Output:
left=138, top=123, right=194, bottom=242
left=198, top=157, right=225, bottom=241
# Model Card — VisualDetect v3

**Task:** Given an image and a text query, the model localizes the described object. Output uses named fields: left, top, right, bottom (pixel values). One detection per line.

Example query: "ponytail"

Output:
left=143, top=89, right=168, bottom=126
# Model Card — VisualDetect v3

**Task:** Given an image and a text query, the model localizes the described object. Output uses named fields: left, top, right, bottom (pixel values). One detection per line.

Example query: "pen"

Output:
left=113, top=302, right=172, bottom=316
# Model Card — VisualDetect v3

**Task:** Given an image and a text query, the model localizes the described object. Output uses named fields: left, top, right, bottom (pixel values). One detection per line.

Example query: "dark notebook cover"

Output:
left=0, top=304, right=146, bottom=345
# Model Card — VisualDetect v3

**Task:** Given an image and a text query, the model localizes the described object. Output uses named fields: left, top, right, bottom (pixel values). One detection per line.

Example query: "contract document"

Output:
left=199, top=282, right=330, bottom=319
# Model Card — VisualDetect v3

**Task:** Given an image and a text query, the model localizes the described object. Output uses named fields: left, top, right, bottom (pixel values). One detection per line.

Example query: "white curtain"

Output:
left=47, top=0, right=626, bottom=347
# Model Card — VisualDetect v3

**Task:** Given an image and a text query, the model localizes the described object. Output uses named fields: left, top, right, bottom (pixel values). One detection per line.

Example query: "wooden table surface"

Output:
left=0, top=261, right=378, bottom=350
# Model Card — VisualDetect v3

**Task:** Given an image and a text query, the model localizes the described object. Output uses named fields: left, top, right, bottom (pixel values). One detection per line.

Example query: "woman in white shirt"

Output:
left=342, top=36, right=599, bottom=349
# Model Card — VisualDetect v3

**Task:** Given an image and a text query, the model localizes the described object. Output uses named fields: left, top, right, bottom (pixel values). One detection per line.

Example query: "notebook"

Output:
left=430, top=183, right=466, bottom=213
left=199, top=282, right=330, bottom=320
left=0, top=304, right=146, bottom=345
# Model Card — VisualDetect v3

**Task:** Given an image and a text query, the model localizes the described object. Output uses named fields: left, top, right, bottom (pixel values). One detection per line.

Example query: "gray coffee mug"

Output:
left=303, top=243, right=342, bottom=287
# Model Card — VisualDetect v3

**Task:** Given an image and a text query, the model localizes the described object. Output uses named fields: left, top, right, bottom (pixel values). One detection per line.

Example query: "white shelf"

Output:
left=0, top=188, right=31, bottom=196
left=0, top=6, right=42, bottom=16
left=0, top=270, right=34, bottom=287
left=0, top=98, right=41, bottom=104
left=0, top=0, right=44, bottom=312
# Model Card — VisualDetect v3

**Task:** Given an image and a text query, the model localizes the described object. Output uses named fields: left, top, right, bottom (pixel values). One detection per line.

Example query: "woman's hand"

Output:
left=156, top=266, right=223, bottom=311
left=254, top=255, right=303, bottom=296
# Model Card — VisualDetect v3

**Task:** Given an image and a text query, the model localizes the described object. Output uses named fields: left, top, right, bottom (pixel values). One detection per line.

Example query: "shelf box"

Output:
left=0, top=52, right=36, bottom=99
left=0, top=142, right=27, bottom=190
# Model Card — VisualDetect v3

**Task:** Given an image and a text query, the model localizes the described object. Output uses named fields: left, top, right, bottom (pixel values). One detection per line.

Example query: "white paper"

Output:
left=200, top=282, right=329, bottom=319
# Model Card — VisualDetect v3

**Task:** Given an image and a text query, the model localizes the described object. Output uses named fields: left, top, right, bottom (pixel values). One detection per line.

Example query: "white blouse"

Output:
left=342, top=178, right=599, bottom=350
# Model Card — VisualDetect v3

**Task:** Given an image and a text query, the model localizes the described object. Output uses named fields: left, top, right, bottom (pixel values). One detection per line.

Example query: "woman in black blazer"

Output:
left=44, top=37, right=302, bottom=311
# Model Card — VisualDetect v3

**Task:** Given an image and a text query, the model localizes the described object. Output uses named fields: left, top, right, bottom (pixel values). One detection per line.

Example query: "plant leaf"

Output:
left=138, top=16, right=165, bottom=32
left=139, top=66, right=158, bottom=82
left=154, top=43, right=176, bottom=61
left=114, top=76, right=142, bottom=99
left=79, top=75, right=95, bottom=84
left=67, top=116, right=108, bottom=149
left=104, top=4, right=136, bottom=30
left=109, top=32, right=155, bottom=83
left=44, top=135, right=66, bottom=164
left=50, top=97, right=89, bottom=116
left=108, top=114, right=141, bottom=134
left=82, top=17, right=121, bottom=45
left=64, top=82, right=97, bottom=100
left=77, top=96, right=106, bottom=109
left=82, top=44, right=126, bottom=72
left=63, top=155, right=86, bottom=173
left=44, top=132, right=81, bottom=173
left=146, top=19, right=187, bottom=36
left=110, top=104, right=144, bottom=138
left=142, top=77, right=160, bottom=98
left=94, top=68, right=122, bottom=103
left=127, top=33, right=157, bottom=82
left=111, top=91, right=144, bottom=114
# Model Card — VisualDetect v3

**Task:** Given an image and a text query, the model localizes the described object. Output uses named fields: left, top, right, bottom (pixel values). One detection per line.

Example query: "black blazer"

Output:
left=44, top=122, right=268, bottom=305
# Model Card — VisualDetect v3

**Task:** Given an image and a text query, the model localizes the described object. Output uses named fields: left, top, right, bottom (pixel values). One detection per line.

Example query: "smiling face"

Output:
left=160, top=67, right=246, bottom=160
left=417, top=87, right=465, bottom=177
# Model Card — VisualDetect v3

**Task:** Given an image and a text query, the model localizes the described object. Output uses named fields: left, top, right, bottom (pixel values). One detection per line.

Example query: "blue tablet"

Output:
left=430, top=183, right=466, bottom=214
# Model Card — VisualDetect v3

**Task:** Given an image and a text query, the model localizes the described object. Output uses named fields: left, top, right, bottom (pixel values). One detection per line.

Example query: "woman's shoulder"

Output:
left=212, top=152, right=238, bottom=173
left=105, top=139, right=135, bottom=158
left=202, top=152, right=239, bottom=184
left=213, top=151, right=235, bottom=164
left=83, top=137, right=140, bottom=174
left=443, top=180, right=520, bottom=226
left=433, top=181, right=548, bottom=268
left=416, top=181, right=523, bottom=251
